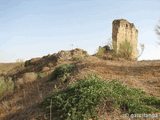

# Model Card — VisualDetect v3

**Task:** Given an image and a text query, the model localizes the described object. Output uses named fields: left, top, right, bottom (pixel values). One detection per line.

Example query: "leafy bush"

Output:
left=48, top=64, right=75, bottom=82
left=40, top=74, right=160, bottom=120
left=95, top=39, right=134, bottom=60
left=95, top=47, right=107, bottom=56
left=38, top=73, right=47, bottom=79
left=117, top=40, right=133, bottom=60
left=24, top=60, right=30, bottom=67
left=72, top=56, right=83, bottom=61
left=111, top=40, right=133, bottom=60
left=0, top=78, right=14, bottom=95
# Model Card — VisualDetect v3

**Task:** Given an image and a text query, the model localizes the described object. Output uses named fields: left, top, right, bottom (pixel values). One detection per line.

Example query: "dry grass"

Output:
left=0, top=63, right=22, bottom=73
left=0, top=56, right=160, bottom=120
left=0, top=75, right=59, bottom=120
left=74, top=56, right=160, bottom=98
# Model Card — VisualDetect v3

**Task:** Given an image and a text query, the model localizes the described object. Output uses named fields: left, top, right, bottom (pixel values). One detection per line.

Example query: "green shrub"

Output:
left=95, top=47, right=107, bottom=56
left=40, top=74, right=160, bottom=120
left=113, top=40, right=133, bottom=60
left=84, top=55, right=89, bottom=57
left=72, top=56, right=83, bottom=61
left=38, top=73, right=47, bottom=79
left=0, top=78, right=14, bottom=95
left=24, top=60, right=30, bottom=67
left=118, top=40, right=133, bottom=59
left=48, top=64, right=75, bottom=82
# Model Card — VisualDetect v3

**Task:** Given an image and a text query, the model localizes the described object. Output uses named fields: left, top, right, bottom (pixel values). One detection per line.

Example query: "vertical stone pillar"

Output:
left=112, top=19, right=138, bottom=60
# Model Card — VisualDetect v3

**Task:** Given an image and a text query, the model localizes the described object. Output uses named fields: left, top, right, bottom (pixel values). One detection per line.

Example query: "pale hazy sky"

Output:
left=0, top=0, right=160, bottom=62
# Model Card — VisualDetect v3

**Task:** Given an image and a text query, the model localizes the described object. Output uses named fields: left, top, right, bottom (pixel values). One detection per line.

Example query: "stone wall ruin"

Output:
left=112, top=19, right=138, bottom=60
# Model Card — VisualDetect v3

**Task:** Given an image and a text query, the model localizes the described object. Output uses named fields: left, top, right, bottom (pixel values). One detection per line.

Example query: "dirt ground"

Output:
left=0, top=56, right=160, bottom=120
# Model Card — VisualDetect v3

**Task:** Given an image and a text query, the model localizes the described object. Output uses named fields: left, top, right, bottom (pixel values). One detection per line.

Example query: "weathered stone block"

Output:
left=112, top=19, right=138, bottom=60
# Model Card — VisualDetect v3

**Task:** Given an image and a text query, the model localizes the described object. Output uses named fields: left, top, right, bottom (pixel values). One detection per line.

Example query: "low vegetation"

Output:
left=48, top=63, right=75, bottom=82
left=37, top=72, right=47, bottom=79
left=95, top=39, right=133, bottom=60
left=0, top=48, right=159, bottom=120
left=115, top=40, right=133, bottom=60
left=0, top=78, right=14, bottom=95
left=40, top=74, right=160, bottom=120
left=95, top=47, right=107, bottom=56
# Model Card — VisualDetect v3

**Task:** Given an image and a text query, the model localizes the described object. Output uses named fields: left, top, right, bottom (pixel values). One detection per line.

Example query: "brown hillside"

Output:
left=0, top=62, right=23, bottom=72
left=0, top=49, right=160, bottom=120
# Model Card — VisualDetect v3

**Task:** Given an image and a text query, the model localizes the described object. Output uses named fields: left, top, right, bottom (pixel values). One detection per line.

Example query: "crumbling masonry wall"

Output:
left=112, top=19, right=138, bottom=59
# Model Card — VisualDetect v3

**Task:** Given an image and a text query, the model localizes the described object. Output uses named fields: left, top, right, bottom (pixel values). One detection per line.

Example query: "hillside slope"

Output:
left=0, top=49, right=160, bottom=120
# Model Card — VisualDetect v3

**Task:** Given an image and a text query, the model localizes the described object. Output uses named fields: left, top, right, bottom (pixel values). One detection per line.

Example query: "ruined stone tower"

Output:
left=112, top=19, right=138, bottom=59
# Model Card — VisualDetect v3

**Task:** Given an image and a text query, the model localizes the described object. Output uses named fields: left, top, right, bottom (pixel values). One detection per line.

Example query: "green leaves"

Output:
left=40, top=74, right=160, bottom=119
left=117, top=40, right=133, bottom=60
left=48, top=64, right=75, bottom=82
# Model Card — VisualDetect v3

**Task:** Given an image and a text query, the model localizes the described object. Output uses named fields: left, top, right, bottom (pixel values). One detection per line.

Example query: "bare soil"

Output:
left=0, top=56, right=160, bottom=120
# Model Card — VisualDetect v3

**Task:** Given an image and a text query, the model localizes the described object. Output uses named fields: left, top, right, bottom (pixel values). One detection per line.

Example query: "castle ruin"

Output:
left=112, top=19, right=138, bottom=60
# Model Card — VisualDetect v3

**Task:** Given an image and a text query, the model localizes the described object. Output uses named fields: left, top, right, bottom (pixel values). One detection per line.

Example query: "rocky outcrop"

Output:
left=56, top=48, right=88, bottom=61
left=24, top=48, right=88, bottom=68
left=5, top=48, right=88, bottom=84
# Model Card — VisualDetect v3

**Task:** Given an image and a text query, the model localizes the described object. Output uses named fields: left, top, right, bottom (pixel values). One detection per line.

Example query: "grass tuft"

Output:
left=117, top=40, right=133, bottom=60
left=0, top=78, right=14, bottom=95
left=38, top=73, right=47, bottom=79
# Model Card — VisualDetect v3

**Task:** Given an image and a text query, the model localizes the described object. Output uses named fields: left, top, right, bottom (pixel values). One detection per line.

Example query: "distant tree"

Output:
left=155, top=20, right=160, bottom=44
